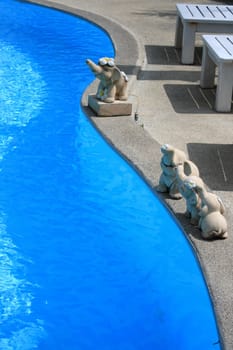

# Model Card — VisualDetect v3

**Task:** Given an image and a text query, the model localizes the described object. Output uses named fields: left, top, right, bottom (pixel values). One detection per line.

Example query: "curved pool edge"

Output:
left=23, top=1, right=225, bottom=349
left=81, top=89, right=224, bottom=350
left=22, top=0, right=141, bottom=94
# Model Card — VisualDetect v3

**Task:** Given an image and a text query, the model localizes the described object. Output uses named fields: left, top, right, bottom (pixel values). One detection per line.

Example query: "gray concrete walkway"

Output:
left=28, top=0, right=233, bottom=348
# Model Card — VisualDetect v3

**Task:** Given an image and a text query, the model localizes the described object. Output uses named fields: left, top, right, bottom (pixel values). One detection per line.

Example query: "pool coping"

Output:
left=23, top=1, right=231, bottom=349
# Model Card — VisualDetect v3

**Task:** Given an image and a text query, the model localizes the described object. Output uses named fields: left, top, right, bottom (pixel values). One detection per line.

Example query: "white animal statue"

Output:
left=186, top=181, right=228, bottom=240
left=175, top=163, right=203, bottom=225
left=157, top=144, right=199, bottom=199
left=86, top=57, right=128, bottom=103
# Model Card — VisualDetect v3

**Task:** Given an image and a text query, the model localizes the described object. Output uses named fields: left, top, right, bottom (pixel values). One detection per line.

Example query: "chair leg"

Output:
left=181, top=23, right=196, bottom=64
left=215, top=62, right=233, bottom=112
left=200, top=45, right=216, bottom=88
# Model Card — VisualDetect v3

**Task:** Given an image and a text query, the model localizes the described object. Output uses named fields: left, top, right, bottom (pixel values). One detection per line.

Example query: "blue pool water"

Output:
left=0, top=1, right=221, bottom=349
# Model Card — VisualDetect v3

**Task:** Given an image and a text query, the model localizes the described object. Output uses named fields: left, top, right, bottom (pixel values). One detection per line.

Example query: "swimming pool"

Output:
left=0, top=0, right=221, bottom=349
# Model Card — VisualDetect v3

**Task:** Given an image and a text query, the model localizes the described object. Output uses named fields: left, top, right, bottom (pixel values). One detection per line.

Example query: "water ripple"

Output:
left=0, top=212, right=46, bottom=349
left=0, top=41, right=46, bottom=127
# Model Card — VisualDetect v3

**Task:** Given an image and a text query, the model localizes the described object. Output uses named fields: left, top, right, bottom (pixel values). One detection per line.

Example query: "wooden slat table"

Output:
left=175, top=4, right=233, bottom=64
left=200, top=34, right=233, bottom=112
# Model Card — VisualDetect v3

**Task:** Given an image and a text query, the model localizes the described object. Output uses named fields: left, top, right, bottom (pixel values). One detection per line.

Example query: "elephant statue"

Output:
left=156, top=144, right=199, bottom=199
left=86, top=57, right=128, bottom=103
left=187, top=181, right=228, bottom=240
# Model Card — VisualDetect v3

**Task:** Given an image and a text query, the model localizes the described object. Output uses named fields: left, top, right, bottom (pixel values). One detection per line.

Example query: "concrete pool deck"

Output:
left=27, top=0, right=233, bottom=348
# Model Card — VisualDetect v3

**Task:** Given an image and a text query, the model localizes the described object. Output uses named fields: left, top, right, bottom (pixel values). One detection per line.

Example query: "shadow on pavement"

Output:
left=145, top=45, right=203, bottom=65
left=164, top=84, right=219, bottom=113
left=187, top=143, right=233, bottom=191
left=132, top=10, right=176, bottom=19
left=138, top=70, right=201, bottom=82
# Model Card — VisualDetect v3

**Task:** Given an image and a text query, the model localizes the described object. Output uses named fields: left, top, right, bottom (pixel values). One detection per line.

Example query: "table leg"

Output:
left=181, top=23, right=196, bottom=64
left=200, top=45, right=216, bottom=88
left=174, top=16, right=183, bottom=48
left=215, top=62, right=233, bottom=112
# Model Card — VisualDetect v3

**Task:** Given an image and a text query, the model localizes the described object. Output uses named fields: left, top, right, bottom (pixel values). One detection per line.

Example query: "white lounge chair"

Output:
left=175, top=4, right=233, bottom=64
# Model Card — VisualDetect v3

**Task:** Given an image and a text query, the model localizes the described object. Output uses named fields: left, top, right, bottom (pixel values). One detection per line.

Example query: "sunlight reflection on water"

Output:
left=0, top=41, right=47, bottom=348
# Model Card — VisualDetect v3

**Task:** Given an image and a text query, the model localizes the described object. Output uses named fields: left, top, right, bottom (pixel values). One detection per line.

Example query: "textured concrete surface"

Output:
left=26, top=0, right=233, bottom=349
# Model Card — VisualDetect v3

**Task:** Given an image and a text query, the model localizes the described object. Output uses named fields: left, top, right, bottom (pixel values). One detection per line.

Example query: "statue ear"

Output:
left=111, top=67, right=121, bottom=82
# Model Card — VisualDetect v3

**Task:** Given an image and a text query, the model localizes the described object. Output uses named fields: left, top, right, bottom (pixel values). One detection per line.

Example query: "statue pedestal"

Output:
left=88, top=94, right=132, bottom=116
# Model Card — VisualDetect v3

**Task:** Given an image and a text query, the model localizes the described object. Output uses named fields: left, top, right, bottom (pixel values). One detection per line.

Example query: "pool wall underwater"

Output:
left=0, top=0, right=222, bottom=349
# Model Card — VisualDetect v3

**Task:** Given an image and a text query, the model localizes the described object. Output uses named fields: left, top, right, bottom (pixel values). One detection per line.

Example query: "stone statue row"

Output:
left=86, top=58, right=228, bottom=240
left=157, top=144, right=228, bottom=240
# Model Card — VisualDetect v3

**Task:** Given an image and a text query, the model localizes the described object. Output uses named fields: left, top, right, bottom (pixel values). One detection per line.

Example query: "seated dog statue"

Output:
left=86, top=57, right=128, bottom=103
left=157, top=144, right=199, bottom=199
